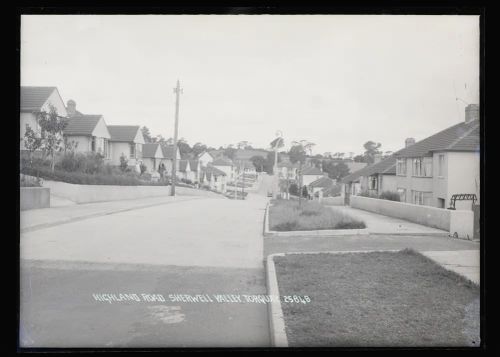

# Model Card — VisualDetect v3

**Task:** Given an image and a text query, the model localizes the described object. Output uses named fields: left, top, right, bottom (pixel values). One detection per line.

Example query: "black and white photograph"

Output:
left=18, top=10, right=483, bottom=349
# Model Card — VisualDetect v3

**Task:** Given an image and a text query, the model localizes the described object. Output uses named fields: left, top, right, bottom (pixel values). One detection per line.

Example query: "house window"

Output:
left=397, top=188, right=406, bottom=202
left=412, top=190, right=432, bottom=206
left=412, top=157, right=432, bottom=177
left=396, top=159, right=407, bottom=176
left=369, top=176, right=378, bottom=190
left=130, top=143, right=136, bottom=158
left=91, top=137, right=96, bottom=152
left=438, top=154, right=445, bottom=177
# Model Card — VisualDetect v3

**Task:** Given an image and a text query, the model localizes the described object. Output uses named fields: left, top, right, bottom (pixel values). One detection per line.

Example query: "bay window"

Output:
left=396, top=159, right=407, bottom=176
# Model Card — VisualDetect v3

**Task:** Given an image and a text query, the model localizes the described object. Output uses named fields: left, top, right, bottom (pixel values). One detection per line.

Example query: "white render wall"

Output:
left=446, top=151, right=480, bottom=209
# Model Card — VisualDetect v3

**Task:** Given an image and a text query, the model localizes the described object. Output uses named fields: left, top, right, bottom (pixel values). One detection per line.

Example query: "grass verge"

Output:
left=273, top=249, right=479, bottom=347
left=269, top=199, right=365, bottom=231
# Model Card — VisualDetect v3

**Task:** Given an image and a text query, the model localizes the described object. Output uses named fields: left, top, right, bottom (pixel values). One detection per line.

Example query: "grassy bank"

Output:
left=269, top=199, right=365, bottom=231
left=273, top=249, right=480, bottom=347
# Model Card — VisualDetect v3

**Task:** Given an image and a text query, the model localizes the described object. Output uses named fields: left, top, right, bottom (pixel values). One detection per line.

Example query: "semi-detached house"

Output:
left=393, top=104, right=480, bottom=210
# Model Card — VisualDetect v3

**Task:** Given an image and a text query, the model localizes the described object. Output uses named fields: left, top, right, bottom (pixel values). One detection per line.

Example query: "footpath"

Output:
left=20, top=195, right=198, bottom=233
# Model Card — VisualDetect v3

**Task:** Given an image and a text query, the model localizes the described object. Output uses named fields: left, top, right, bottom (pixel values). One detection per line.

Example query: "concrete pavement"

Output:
left=421, top=250, right=480, bottom=285
left=330, top=205, right=449, bottom=236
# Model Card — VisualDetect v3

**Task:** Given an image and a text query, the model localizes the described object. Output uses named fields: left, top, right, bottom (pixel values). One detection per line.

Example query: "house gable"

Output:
left=91, top=117, right=111, bottom=139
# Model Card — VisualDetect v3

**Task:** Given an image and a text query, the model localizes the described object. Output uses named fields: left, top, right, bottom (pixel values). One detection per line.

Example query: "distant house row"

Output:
left=20, top=86, right=182, bottom=175
left=341, top=104, right=480, bottom=210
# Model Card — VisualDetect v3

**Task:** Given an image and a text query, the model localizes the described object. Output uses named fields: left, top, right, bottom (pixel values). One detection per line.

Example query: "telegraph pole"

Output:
left=171, top=80, right=182, bottom=196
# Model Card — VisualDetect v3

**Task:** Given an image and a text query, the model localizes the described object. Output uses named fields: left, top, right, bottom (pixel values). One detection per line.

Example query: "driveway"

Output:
left=20, top=193, right=271, bottom=348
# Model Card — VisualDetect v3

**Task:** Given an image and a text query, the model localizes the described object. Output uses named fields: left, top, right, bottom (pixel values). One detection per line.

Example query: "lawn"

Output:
left=273, top=249, right=480, bottom=347
left=269, top=199, right=365, bottom=231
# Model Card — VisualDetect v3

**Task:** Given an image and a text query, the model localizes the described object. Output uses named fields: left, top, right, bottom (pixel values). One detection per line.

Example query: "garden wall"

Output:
left=20, top=187, right=50, bottom=210
left=350, top=195, right=474, bottom=238
left=320, top=196, right=344, bottom=206
left=42, top=180, right=224, bottom=204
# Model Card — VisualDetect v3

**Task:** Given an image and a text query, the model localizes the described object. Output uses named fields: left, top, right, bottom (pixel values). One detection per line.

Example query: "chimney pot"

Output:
left=465, top=104, right=479, bottom=123
left=405, top=138, right=416, bottom=147
left=67, top=99, right=76, bottom=117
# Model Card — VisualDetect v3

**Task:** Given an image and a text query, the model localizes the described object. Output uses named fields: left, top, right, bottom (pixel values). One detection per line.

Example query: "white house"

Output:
left=63, top=114, right=112, bottom=158
left=142, top=143, right=164, bottom=173
left=393, top=104, right=480, bottom=210
left=197, top=151, right=215, bottom=167
left=20, top=86, right=68, bottom=151
left=160, top=145, right=181, bottom=176
left=301, top=166, right=325, bottom=186
left=211, top=157, right=235, bottom=182
left=201, top=165, right=227, bottom=193
left=107, top=125, right=145, bottom=167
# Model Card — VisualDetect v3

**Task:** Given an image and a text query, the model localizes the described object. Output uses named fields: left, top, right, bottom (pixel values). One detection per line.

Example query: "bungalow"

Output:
left=341, top=155, right=397, bottom=204
left=393, top=104, right=480, bottom=210
left=20, top=86, right=68, bottom=151
left=176, top=160, right=191, bottom=181
left=107, top=125, right=145, bottom=167
left=211, top=157, right=235, bottom=181
left=188, top=160, right=201, bottom=183
left=201, top=165, right=227, bottom=193
left=301, top=166, right=325, bottom=186
left=63, top=114, right=112, bottom=159
left=308, top=176, right=336, bottom=198
left=142, top=143, right=164, bottom=173
left=160, top=145, right=181, bottom=176
left=197, top=151, right=214, bottom=167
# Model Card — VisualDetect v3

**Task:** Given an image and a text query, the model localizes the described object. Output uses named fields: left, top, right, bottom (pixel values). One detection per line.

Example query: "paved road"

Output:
left=20, top=189, right=272, bottom=348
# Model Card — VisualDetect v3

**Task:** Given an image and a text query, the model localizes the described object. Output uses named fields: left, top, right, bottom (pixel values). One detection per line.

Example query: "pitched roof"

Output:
left=20, top=86, right=57, bottom=111
left=205, top=164, right=227, bottom=176
left=108, top=125, right=141, bottom=142
left=161, top=145, right=177, bottom=159
left=189, top=160, right=200, bottom=171
left=309, top=176, right=335, bottom=188
left=178, top=160, right=189, bottom=172
left=142, top=143, right=163, bottom=158
left=63, top=115, right=102, bottom=136
left=394, top=120, right=480, bottom=158
left=302, top=166, right=324, bottom=175
left=341, top=156, right=397, bottom=184
left=212, top=157, right=233, bottom=166
left=322, top=184, right=342, bottom=197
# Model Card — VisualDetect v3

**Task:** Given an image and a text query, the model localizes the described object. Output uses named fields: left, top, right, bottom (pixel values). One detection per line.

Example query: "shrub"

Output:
left=359, top=190, right=378, bottom=198
left=119, top=154, right=128, bottom=172
left=379, top=191, right=401, bottom=202
left=58, top=151, right=104, bottom=174
left=140, top=163, right=147, bottom=175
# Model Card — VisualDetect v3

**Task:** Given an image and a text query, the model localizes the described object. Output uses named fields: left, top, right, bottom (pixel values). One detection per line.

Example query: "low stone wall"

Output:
left=20, top=187, right=50, bottom=210
left=42, top=180, right=224, bottom=204
left=350, top=195, right=474, bottom=238
left=320, top=196, right=344, bottom=206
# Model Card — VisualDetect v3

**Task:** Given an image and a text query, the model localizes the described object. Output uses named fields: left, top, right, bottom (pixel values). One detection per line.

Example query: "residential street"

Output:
left=20, top=185, right=273, bottom=347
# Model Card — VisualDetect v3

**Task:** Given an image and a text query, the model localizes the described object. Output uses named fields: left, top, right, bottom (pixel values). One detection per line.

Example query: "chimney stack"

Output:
left=67, top=99, right=76, bottom=117
left=465, top=104, right=479, bottom=123
left=405, top=138, right=416, bottom=148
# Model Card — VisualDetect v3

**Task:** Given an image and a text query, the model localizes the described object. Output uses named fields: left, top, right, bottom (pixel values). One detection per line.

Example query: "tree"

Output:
left=250, top=155, right=266, bottom=172
left=37, top=104, right=68, bottom=172
left=289, top=140, right=315, bottom=206
left=152, top=134, right=166, bottom=143
left=353, top=154, right=366, bottom=163
left=323, top=152, right=332, bottom=159
left=192, top=142, right=207, bottom=157
left=363, top=141, right=382, bottom=164
left=141, top=126, right=152, bottom=143
left=224, top=147, right=237, bottom=160
left=237, top=141, right=251, bottom=149
left=23, top=124, right=43, bottom=166
left=177, top=138, right=192, bottom=156
left=323, top=161, right=350, bottom=180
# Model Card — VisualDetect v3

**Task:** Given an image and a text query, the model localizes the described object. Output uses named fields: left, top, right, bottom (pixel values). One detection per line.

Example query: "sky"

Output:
left=21, top=15, right=479, bottom=156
